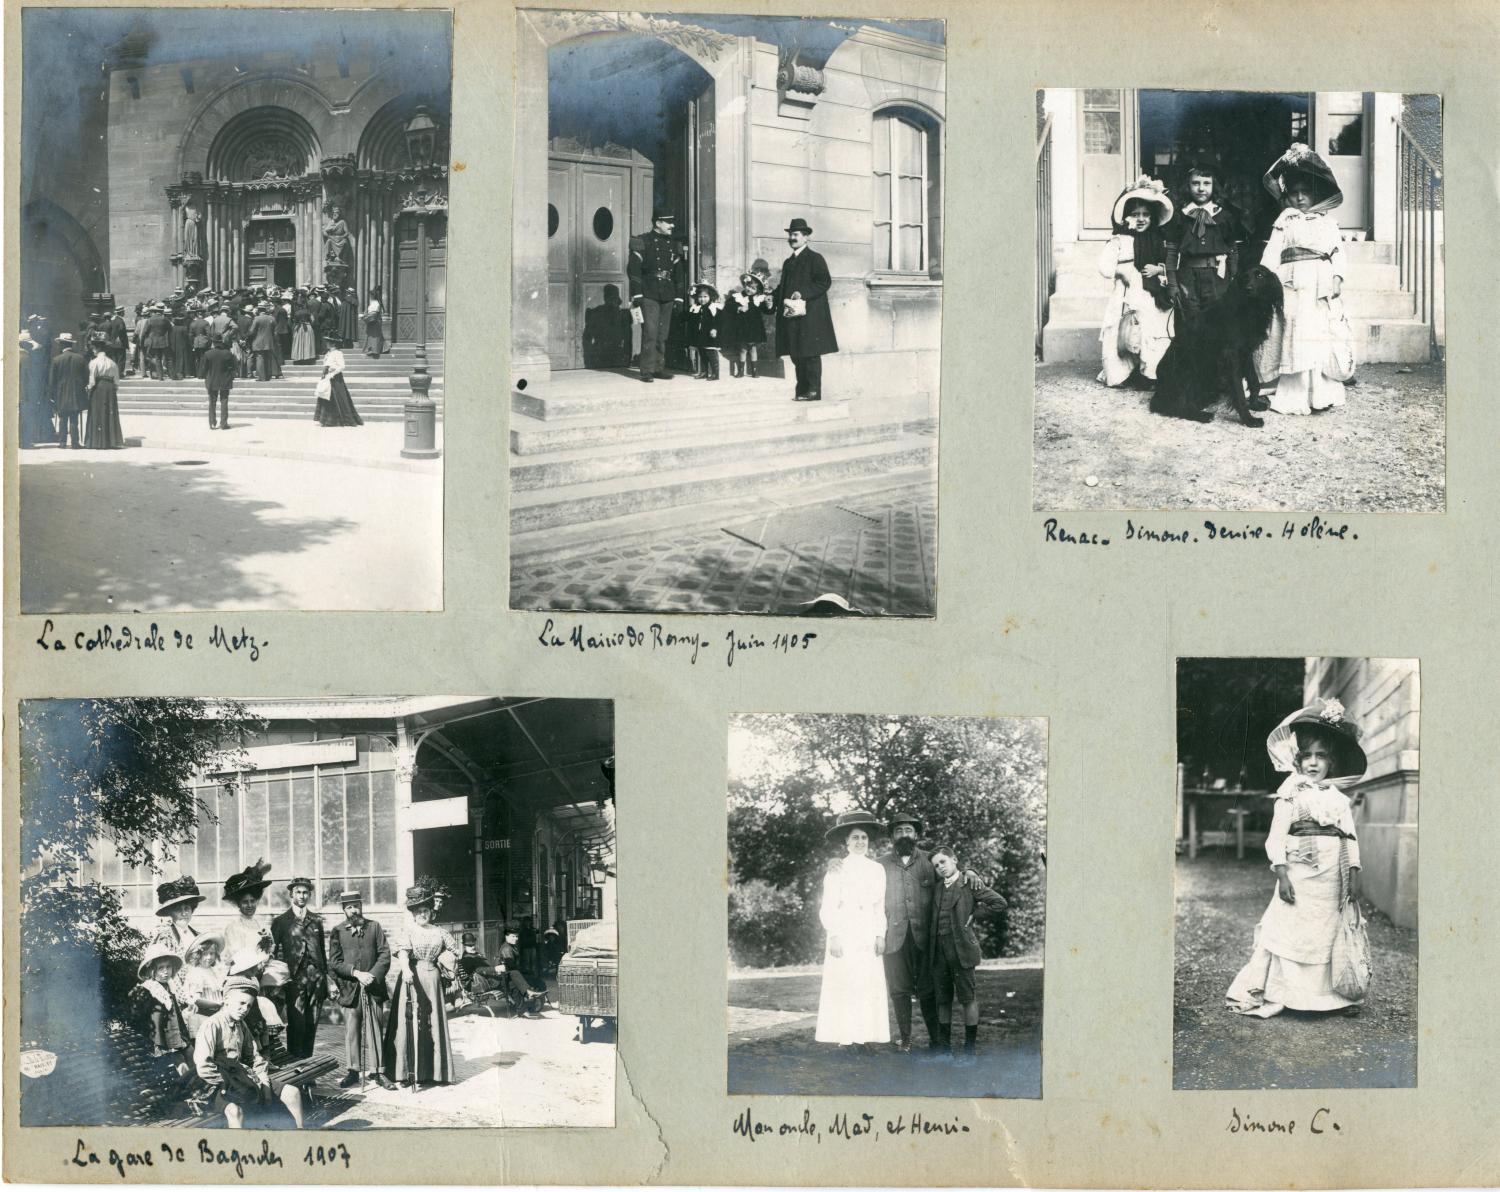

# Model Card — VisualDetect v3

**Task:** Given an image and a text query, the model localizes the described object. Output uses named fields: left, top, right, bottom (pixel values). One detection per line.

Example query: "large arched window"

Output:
left=872, top=106, right=942, bottom=277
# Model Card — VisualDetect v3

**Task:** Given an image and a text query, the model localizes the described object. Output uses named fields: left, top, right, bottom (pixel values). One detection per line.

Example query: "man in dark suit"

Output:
left=234, top=304, right=255, bottom=379
left=270, top=877, right=327, bottom=1060
left=271, top=292, right=290, bottom=377
left=879, top=811, right=942, bottom=1054
left=926, top=847, right=1006, bottom=1067
left=105, top=307, right=129, bottom=376
left=248, top=303, right=278, bottom=382
left=773, top=217, right=839, bottom=401
left=142, top=304, right=173, bottom=380
left=50, top=333, right=89, bottom=448
left=327, top=890, right=394, bottom=1089
left=201, top=334, right=237, bottom=429
left=188, top=307, right=212, bottom=379
left=626, top=209, right=688, bottom=383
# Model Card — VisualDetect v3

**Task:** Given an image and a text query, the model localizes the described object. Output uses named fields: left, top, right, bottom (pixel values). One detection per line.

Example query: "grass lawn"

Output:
left=727, top=965, right=1042, bottom=1099
left=1174, top=853, right=1417, bottom=1090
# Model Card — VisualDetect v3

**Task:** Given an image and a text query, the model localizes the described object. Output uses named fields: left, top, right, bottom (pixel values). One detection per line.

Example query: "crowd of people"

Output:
left=17, top=282, right=387, bottom=445
left=124, top=864, right=562, bottom=1130
left=1097, top=143, right=1355, bottom=416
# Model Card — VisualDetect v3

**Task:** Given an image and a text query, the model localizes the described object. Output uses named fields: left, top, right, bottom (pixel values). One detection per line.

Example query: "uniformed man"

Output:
left=626, top=208, right=688, bottom=383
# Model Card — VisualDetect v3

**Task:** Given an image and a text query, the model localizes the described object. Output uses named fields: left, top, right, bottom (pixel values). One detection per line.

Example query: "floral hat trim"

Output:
left=1112, top=175, right=1175, bottom=227
left=1265, top=698, right=1367, bottom=787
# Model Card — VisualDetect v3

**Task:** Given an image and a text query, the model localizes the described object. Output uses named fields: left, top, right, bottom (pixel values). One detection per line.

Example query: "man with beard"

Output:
left=270, top=876, right=328, bottom=1060
left=878, top=811, right=943, bottom=1055
left=327, top=890, right=395, bottom=1088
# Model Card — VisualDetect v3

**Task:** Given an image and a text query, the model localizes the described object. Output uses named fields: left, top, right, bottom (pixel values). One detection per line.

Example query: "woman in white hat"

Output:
left=814, top=810, right=890, bottom=1047
left=1097, top=175, right=1175, bottom=388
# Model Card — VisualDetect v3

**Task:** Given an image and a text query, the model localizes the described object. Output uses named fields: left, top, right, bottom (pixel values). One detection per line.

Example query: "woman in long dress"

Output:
left=290, top=296, right=317, bottom=364
left=84, top=341, right=126, bottom=449
left=1256, top=145, right=1350, bottom=416
left=384, top=885, right=457, bottom=1087
left=814, top=810, right=890, bottom=1046
left=315, top=347, right=363, bottom=427
left=362, top=287, right=385, bottom=358
left=1227, top=698, right=1367, bottom=1018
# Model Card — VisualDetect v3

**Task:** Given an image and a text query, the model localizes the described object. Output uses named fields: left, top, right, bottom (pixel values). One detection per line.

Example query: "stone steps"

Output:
left=510, top=431, right=933, bottom=535
left=512, top=419, right=905, bottom=491
left=513, top=374, right=802, bottom=422
left=117, top=373, right=442, bottom=423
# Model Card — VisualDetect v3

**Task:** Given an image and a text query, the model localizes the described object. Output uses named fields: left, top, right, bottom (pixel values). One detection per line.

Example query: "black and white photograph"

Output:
left=16, top=9, right=450, bottom=612
left=1173, top=658, right=1418, bottom=1090
left=18, top=697, right=616, bottom=1130
left=726, top=713, right=1046, bottom=1098
left=509, top=12, right=943, bottom=616
left=1034, top=90, right=1444, bottom=512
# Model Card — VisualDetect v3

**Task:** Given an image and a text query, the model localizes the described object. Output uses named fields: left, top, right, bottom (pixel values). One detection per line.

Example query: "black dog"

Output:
left=1150, top=264, right=1284, bottom=428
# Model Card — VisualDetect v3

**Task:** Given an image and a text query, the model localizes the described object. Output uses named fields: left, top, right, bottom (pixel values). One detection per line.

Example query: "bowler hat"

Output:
left=137, top=942, right=183, bottom=982
left=154, top=875, right=207, bottom=916
left=824, top=808, right=884, bottom=841
left=886, top=811, right=923, bottom=834
left=784, top=218, right=813, bottom=235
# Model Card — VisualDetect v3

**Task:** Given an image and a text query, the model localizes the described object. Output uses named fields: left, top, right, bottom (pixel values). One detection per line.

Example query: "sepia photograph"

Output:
left=1034, top=89, right=1444, bottom=512
left=509, top=12, right=943, bottom=617
left=726, top=713, right=1046, bottom=1098
left=16, top=9, right=451, bottom=612
left=17, top=697, right=616, bottom=1130
left=1173, top=658, right=1418, bottom=1090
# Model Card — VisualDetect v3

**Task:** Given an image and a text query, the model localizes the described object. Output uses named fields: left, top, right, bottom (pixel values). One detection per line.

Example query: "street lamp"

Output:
left=403, top=105, right=439, bottom=171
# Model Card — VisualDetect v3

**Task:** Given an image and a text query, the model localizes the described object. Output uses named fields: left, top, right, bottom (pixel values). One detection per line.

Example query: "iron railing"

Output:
left=1035, top=113, right=1055, bottom=360
left=1395, top=116, right=1443, bottom=360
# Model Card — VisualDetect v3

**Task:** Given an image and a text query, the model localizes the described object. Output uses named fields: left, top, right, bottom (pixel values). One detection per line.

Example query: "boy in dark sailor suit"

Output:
left=1165, top=163, right=1248, bottom=320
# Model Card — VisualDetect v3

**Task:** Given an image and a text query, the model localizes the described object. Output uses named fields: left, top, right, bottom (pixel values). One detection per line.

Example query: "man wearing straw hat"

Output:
left=328, top=888, right=395, bottom=1089
left=271, top=876, right=328, bottom=1060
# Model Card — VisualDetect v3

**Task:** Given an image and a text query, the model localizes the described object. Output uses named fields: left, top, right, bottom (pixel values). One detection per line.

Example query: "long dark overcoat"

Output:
left=772, top=247, right=839, bottom=357
left=51, top=349, right=90, bottom=415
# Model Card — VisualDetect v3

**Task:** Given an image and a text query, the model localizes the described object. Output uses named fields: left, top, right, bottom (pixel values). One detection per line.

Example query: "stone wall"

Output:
left=1304, top=657, right=1419, bottom=927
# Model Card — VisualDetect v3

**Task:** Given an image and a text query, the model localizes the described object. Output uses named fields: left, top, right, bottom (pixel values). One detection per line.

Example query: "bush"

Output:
left=729, top=879, right=822, bottom=969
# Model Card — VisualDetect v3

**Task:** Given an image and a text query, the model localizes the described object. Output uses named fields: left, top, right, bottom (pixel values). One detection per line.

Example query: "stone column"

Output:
left=393, top=717, right=418, bottom=896
left=511, top=13, right=554, bottom=384
left=712, top=38, right=755, bottom=298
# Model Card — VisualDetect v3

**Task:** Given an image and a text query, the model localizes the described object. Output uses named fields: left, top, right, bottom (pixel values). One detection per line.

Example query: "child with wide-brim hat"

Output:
left=1097, top=175, right=1175, bottom=388
left=1256, top=143, right=1352, bottom=416
left=129, top=943, right=193, bottom=1071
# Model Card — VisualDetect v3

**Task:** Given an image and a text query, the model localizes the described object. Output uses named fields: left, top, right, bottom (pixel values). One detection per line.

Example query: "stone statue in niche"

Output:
left=182, top=204, right=201, bottom=260
left=323, top=204, right=352, bottom=265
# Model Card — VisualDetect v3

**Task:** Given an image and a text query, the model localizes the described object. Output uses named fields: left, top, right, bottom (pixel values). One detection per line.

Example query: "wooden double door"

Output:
left=394, top=213, right=447, bottom=344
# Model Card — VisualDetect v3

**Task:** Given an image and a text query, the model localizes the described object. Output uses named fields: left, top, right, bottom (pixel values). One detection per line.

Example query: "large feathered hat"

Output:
left=222, top=858, right=273, bottom=902
left=1263, top=143, right=1343, bottom=213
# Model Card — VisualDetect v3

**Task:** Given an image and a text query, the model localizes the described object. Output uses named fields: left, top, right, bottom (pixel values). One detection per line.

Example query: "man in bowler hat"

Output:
left=773, top=218, right=839, bottom=400
left=626, top=209, right=688, bottom=383
left=270, top=876, right=328, bottom=1060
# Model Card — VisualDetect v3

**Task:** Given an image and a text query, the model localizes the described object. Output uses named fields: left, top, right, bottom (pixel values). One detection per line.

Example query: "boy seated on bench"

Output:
left=193, top=976, right=305, bottom=1129
left=458, top=929, right=545, bottom=1017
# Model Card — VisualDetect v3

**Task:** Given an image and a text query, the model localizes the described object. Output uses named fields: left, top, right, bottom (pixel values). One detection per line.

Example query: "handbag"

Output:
left=1117, top=309, right=1142, bottom=356
left=1322, top=296, right=1356, bottom=382
left=1331, top=899, right=1372, bottom=1001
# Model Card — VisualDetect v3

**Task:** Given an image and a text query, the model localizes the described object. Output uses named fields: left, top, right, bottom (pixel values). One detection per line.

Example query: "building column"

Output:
left=712, top=38, right=755, bottom=298
left=394, top=717, right=418, bottom=896
left=1370, top=92, right=1400, bottom=244
left=511, top=13, right=554, bottom=385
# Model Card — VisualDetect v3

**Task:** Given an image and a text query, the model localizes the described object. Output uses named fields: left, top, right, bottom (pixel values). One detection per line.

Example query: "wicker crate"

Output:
left=556, top=957, right=618, bottom=1018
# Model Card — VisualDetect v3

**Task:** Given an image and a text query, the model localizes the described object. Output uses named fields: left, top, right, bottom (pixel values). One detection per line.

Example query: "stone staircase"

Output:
left=114, top=344, right=443, bottom=423
left=509, top=370, right=935, bottom=562
left=1040, top=240, right=1433, bottom=364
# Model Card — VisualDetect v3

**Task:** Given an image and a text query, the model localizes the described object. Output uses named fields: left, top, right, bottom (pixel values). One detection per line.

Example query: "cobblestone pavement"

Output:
left=511, top=484, right=936, bottom=616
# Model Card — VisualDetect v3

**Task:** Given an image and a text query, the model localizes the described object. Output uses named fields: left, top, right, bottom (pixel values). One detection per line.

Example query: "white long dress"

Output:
left=1226, top=780, right=1362, bottom=1017
left=814, top=855, right=890, bottom=1044
left=1096, top=235, right=1173, bottom=386
left=1257, top=209, right=1349, bottom=415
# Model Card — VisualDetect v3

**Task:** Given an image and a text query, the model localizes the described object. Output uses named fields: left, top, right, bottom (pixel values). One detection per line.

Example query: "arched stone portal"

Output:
left=512, top=12, right=754, bottom=383
left=21, top=199, right=107, bottom=330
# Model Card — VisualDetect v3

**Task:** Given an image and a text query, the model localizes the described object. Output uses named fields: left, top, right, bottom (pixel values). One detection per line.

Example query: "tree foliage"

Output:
left=728, top=715, right=1048, bottom=967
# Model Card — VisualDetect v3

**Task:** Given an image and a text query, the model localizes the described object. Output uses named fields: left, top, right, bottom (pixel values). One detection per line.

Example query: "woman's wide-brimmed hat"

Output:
left=692, top=280, right=719, bottom=302
left=404, top=885, right=435, bottom=910
left=824, top=808, right=885, bottom=841
left=225, top=946, right=267, bottom=977
left=739, top=272, right=764, bottom=291
left=1111, top=175, right=1174, bottom=228
left=1263, top=143, right=1343, bottom=213
left=1267, top=697, right=1367, bottom=782
left=137, top=942, right=184, bottom=981
left=222, top=858, right=272, bottom=902
left=184, top=932, right=224, bottom=962
left=886, top=810, right=923, bottom=834
left=155, top=876, right=206, bottom=916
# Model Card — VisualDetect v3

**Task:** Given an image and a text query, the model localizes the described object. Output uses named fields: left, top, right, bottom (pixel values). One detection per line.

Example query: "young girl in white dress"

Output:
left=814, top=811, right=889, bottom=1046
left=1097, top=176, right=1175, bottom=388
left=1257, top=145, right=1352, bottom=416
left=1227, top=698, right=1367, bottom=1018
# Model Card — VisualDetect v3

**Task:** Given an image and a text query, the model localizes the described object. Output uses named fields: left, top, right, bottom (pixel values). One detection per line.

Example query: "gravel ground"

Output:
left=1034, top=362, right=1445, bottom=513
left=1174, top=853, right=1417, bottom=1091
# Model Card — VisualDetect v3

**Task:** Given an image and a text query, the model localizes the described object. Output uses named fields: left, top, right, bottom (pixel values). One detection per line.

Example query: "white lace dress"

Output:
left=814, top=855, right=890, bottom=1044
left=1257, top=209, right=1349, bottom=415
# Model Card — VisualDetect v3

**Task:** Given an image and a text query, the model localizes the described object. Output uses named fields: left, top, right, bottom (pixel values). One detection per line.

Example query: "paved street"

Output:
left=19, top=420, right=441, bottom=612
left=510, top=483, right=936, bottom=616
left=727, top=963, right=1042, bottom=1098
left=1174, top=854, right=1417, bottom=1090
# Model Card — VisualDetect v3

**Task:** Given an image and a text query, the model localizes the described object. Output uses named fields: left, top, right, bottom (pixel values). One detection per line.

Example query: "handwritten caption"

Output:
left=34, top=620, right=266, bottom=662
left=68, top=1138, right=350, bottom=1180
left=1227, top=1107, right=1342, bottom=1135
left=732, top=1106, right=971, bottom=1144
left=537, top=618, right=815, bottom=668
left=1043, top=516, right=1359, bottom=548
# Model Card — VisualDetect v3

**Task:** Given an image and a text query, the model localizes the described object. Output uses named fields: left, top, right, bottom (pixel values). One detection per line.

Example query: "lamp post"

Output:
left=400, top=106, right=442, bottom=461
